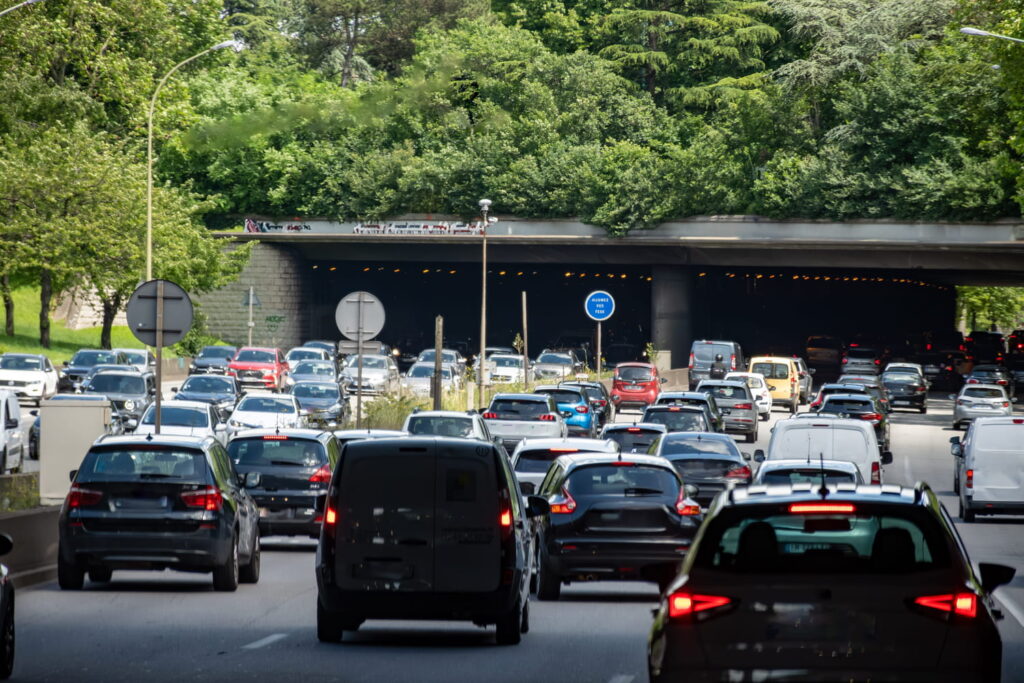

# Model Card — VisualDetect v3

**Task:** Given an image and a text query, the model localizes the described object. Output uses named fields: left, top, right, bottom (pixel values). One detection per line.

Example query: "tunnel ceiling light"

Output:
left=646, top=276, right=653, bottom=281
left=698, top=272, right=707, bottom=277
left=449, top=269, right=457, bottom=274
left=312, top=265, right=319, bottom=270
left=499, top=270, right=506, bottom=276
left=422, top=268, right=430, bottom=274
left=517, top=271, right=523, bottom=276
left=329, top=266, right=336, bottom=271
left=394, top=268, right=401, bottom=273
left=362, top=267, right=370, bottom=272
left=620, top=274, right=627, bottom=279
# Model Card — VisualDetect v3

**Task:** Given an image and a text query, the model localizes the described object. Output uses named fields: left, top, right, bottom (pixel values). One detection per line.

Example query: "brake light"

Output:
left=325, top=505, right=337, bottom=525
left=575, top=405, right=589, bottom=414
left=915, top=593, right=977, bottom=618
left=871, top=461, right=881, bottom=484
left=965, top=469, right=973, bottom=490
left=725, top=465, right=751, bottom=480
left=733, top=402, right=753, bottom=410
left=915, top=386, right=926, bottom=392
left=180, top=486, right=224, bottom=511
left=997, top=379, right=1008, bottom=385
left=537, top=414, right=557, bottom=421
left=688, top=352, right=695, bottom=369
left=966, top=337, right=973, bottom=343
left=967, top=378, right=979, bottom=384
left=668, top=406, right=681, bottom=411
left=309, top=464, right=331, bottom=483
left=842, top=357, right=849, bottom=364
left=610, top=461, right=636, bottom=467
left=860, top=413, right=882, bottom=422
left=789, top=502, right=856, bottom=514
left=729, top=354, right=736, bottom=371
left=849, top=343, right=859, bottom=347
left=66, top=485, right=102, bottom=508
left=668, top=592, right=731, bottom=618
left=675, top=487, right=700, bottom=515
left=549, top=487, right=576, bottom=514
left=1003, top=401, right=1011, bottom=408
left=500, top=508, right=512, bottom=528
left=926, top=343, right=933, bottom=351
left=1015, top=419, right=1024, bottom=424
left=482, top=412, right=498, bottom=419
left=263, top=435, right=288, bottom=440
left=595, top=400, right=607, bottom=407
left=626, top=427, right=641, bottom=432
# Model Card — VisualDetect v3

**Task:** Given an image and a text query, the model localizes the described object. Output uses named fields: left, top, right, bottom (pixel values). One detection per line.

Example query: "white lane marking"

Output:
left=996, top=594, right=1024, bottom=630
left=241, top=633, right=288, bottom=650
left=902, top=444, right=912, bottom=483
left=608, top=676, right=634, bottom=683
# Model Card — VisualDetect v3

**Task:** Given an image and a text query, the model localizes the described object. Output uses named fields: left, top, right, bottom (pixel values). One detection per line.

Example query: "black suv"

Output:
left=534, top=453, right=702, bottom=598
left=81, top=370, right=156, bottom=428
left=648, top=484, right=1014, bottom=682
left=59, top=349, right=129, bottom=391
left=230, top=429, right=339, bottom=537
left=190, top=345, right=237, bottom=375
left=173, top=374, right=243, bottom=421
left=58, top=434, right=261, bottom=591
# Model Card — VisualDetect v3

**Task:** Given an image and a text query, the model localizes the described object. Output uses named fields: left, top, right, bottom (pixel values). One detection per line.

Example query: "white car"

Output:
left=285, top=346, right=331, bottom=372
left=0, top=353, right=59, bottom=405
left=342, top=354, right=400, bottom=395
left=751, top=458, right=863, bottom=485
left=134, top=400, right=227, bottom=444
left=755, top=417, right=891, bottom=484
left=488, top=354, right=526, bottom=384
left=509, top=437, right=619, bottom=493
left=403, top=410, right=494, bottom=442
left=402, top=362, right=460, bottom=396
left=113, top=348, right=156, bottom=375
left=725, top=371, right=772, bottom=420
left=227, top=393, right=303, bottom=435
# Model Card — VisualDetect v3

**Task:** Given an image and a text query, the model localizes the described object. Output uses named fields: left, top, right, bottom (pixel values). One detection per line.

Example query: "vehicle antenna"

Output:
left=818, top=450, right=829, bottom=498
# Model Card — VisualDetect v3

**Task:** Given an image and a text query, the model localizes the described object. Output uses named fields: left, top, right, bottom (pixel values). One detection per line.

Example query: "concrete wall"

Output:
left=651, top=266, right=693, bottom=369
left=198, top=243, right=309, bottom=350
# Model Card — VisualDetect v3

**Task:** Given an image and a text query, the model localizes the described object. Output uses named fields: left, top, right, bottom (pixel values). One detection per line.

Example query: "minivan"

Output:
left=688, top=340, right=744, bottom=390
left=755, top=417, right=892, bottom=484
left=315, top=437, right=548, bottom=645
left=747, top=356, right=800, bottom=413
left=952, top=416, right=1024, bottom=522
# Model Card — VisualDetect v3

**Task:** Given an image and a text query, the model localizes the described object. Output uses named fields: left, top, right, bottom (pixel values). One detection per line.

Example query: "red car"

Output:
left=611, top=362, right=665, bottom=410
left=227, top=347, right=288, bottom=391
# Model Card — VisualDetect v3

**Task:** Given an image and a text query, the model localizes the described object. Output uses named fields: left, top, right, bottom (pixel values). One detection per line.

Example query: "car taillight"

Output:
left=594, top=399, right=607, bottom=407
left=322, top=503, right=338, bottom=538
left=871, top=461, right=881, bottom=484
left=688, top=352, right=695, bottom=369
left=733, top=402, right=753, bottom=410
left=549, top=487, right=576, bottom=514
left=997, top=379, right=1008, bottom=385
left=959, top=344, right=966, bottom=351
left=675, top=486, right=701, bottom=516
left=966, top=469, right=973, bottom=489
left=874, top=359, right=880, bottom=365
left=915, top=386, right=926, bottom=392
left=789, top=502, right=856, bottom=514
left=966, top=378, right=979, bottom=384
left=725, top=465, right=751, bottom=480
left=66, top=485, right=102, bottom=508
left=309, top=464, right=332, bottom=483
left=1002, top=401, right=1011, bottom=408
left=537, top=414, right=557, bottom=421
left=926, top=343, right=933, bottom=351
left=626, top=427, right=641, bottom=433
left=668, top=592, right=732, bottom=619
left=842, top=357, right=849, bottom=364
left=965, top=337, right=973, bottom=343
left=860, top=413, right=882, bottom=422
left=180, top=486, right=223, bottom=511
left=729, top=354, right=736, bottom=371
left=575, top=405, right=589, bottom=414
left=482, top=412, right=498, bottom=419
left=915, top=593, right=977, bottom=618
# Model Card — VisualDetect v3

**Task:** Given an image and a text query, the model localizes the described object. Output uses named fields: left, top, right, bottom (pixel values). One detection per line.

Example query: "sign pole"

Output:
left=522, top=291, right=530, bottom=391
left=433, top=315, right=443, bottom=410
left=596, top=321, right=602, bottom=379
left=355, top=293, right=364, bottom=430
left=247, top=285, right=254, bottom=346
left=154, top=280, right=164, bottom=435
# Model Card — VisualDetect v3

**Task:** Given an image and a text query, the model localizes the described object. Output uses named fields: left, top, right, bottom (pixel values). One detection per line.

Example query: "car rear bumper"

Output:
left=60, top=524, right=231, bottom=569
left=963, top=497, right=1024, bottom=514
left=650, top=666, right=991, bottom=683
left=253, top=497, right=320, bottom=536
left=548, top=538, right=691, bottom=576
left=955, top=408, right=1012, bottom=422
left=316, top=580, right=523, bottom=623
left=722, top=415, right=757, bottom=433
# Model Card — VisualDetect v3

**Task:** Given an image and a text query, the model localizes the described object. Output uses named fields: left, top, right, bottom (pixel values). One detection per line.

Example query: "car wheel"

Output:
left=0, top=601, right=13, bottom=680
left=239, top=534, right=261, bottom=584
left=954, top=476, right=960, bottom=495
left=536, top=550, right=561, bottom=601
left=790, top=401, right=797, bottom=415
left=760, top=412, right=769, bottom=422
left=953, top=422, right=960, bottom=431
left=920, top=405, right=927, bottom=414
left=57, top=552, right=84, bottom=591
left=212, top=535, right=239, bottom=592
left=317, top=599, right=344, bottom=643
left=745, top=429, right=756, bottom=444
left=88, top=567, right=112, bottom=584
left=960, top=500, right=975, bottom=523
left=520, top=599, right=530, bottom=634
left=495, top=598, right=523, bottom=645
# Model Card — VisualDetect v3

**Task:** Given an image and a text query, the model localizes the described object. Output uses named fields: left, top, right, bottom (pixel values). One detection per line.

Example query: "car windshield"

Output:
left=292, top=384, right=340, bottom=400
left=237, top=397, right=295, bottom=414
left=537, top=354, right=572, bottom=365
left=617, top=366, right=653, bottom=382
left=121, top=351, right=146, bottom=364
left=406, top=416, right=474, bottom=437
left=693, top=343, right=732, bottom=361
left=694, top=507, right=950, bottom=574
left=963, top=387, right=1005, bottom=399
left=489, top=399, right=548, bottom=418
left=701, top=384, right=749, bottom=400
left=659, top=436, right=737, bottom=457
left=643, top=410, right=707, bottom=432
left=87, top=375, right=145, bottom=394
left=882, top=373, right=919, bottom=383
left=0, top=356, right=41, bottom=371
left=751, top=362, right=789, bottom=379
left=760, top=467, right=858, bottom=485
left=141, top=406, right=210, bottom=428
left=407, top=365, right=452, bottom=379
left=605, top=429, right=662, bottom=452
left=536, top=390, right=584, bottom=405
left=294, top=362, right=334, bottom=376
left=728, top=374, right=763, bottom=388
left=419, top=350, right=457, bottom=363
left=492, top=356, right=522, bottom=368
left=288, top=349, right=322, bottom=361
left=346, top=356, right=387, bottom=369
left=820, top=399, right=873, bottom=414
left=235, top=350, right=275, bottom=363
left=199, top=347, right=235, bottom=360
left=181, top=377, right=234, bottom=393
left=72, top=351, right=118, bottom=366
left=229, top=438, right=327, bottom=467
left=566, top=465, right=679, bottom=497
left=76, top=448, right=209, bottom=483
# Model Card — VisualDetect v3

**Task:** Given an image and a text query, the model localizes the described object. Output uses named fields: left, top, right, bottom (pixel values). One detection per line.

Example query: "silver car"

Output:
left=952, top=384, right=1013, bottom=430
left=841, top=346, right=883, bottom=375
left=289, top=360, right=339, bottom=386
left=341, top=354, right=399, bottom=395
left=533, top=352, right=578, bottom=381
left=696, top=380, right=759, bottom=443
left=401, top=362, right=460, bottom=396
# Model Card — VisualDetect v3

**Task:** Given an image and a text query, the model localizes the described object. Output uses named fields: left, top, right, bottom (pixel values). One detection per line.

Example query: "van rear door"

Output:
left=433, top=442, right=500, bottom=592
left=770, top=423, right=873, bottom=482
left=971, top=422, right=1024, bottom=502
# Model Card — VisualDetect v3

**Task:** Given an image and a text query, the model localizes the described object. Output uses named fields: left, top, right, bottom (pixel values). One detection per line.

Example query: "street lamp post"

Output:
left=477, top=198, right=491, bottom=408
left=0, top=0, right=44, bottom=18
left=147, top=39, right=241, bottom=281
left=960, top=26, right=1024, bottom=45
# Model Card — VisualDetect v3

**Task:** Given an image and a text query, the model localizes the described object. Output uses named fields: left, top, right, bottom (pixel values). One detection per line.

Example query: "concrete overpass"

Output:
left=198, top=216, right=1024, bottom=365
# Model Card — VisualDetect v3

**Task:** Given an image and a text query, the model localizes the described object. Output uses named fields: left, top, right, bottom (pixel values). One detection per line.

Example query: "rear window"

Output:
left=87, top=374, right=145, bottom=394
left=406, top=416, right=474, bottom=438
left=670, top=458, right=743, bottom=479
left=807, top=337, right=841, bottom=349
left=820, top=399, right=873, bottom=413
left=181, top=376, right=234, bottom=393
left=751, top=362, right=790, bottom=379
left=643, top=410, right=707, bottom=432
left=287, top=349, right=321, bottom=361
left=237, top=397, right=295, bottom=413
left=759, top=467, right=858, bottom=486
left=537, top=354, right=572, bottom=365
left=774, top=427, right=869, bottom=456
left=963, top=388, right=1005, bottom=399
left=659, top=436, right=737, bottom=457
left=566, top=464, right=679, bottom=497
left=616, top=366, right=653, bottom=382
left=292, top=383, right=340, bottom=399
left=882, top=373, right=919, bottom=383
left=693, top=343, right=732, bottom=362
left=140, top=406, right=209, bottom=428
left=535, top=390, right=584, bottom=405
left=229, top=438, right=327, bottom=467
left=77, top=447, right=209, bottom=483
left=846, top=348, right=878, bottom=359
left=701, top=384, right=749, bottom=400
left=293, top=362, right=334, bottom=376
left=604, top=430, right=662, bottom=453
left=515, top=449, right=577, bottom=473
left=489, top=399, right=548, bottom=418
left=199, top=347, right=235, bottom=360
left=695, top=506, right=951, bottom=573
left=974, top=424, right=1024, bottom=450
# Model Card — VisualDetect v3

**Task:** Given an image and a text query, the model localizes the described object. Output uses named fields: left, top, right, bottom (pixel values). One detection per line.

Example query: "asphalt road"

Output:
left=12, top=391, right=1024, bottom=682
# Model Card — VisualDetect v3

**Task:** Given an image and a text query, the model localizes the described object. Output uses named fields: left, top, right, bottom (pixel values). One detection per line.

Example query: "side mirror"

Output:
left=29, top=409, right=38, bottom=417
left=215, top=423, right=227, bottom=432
left=741, top=452, right=751, bottom=461
left=881, top=451, right=893, bottom=465
left=950, top=436, right=961, bottom=444
left=684, top=484, right=700, bottom=498
left=979, top=562, right=1016, bottom=594
left=0, top=534, right=11, bottom=558
left=244, top=471, right=262, bottom=488
left=753, top=449, right=765, bottom=463
left=171, top=387, right=178, bottom=393
left=520, top=481, right=536, bottom=495
left=948, top=394, right=956, bottom=401
left=660, top=377, right=668, bottom=384
left=951, top=444, right=963, bottom=457
left=68, top=469, right=78, bottom=483
left=526, top=495, right=549, bottom=518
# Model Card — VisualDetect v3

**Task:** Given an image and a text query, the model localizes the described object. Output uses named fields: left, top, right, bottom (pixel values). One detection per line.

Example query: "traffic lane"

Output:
left=886, top=395, right=1024, bottom=682
left=15, top=538, right=657, bottom=683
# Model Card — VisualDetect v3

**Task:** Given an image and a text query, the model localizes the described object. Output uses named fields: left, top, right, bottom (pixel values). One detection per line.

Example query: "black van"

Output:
left=315, top=437, right=548, bottom=645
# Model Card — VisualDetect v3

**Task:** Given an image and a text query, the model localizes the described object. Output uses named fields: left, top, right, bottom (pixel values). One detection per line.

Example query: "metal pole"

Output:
left=355, top=293, right=364, bottom=429
left=247, top=285, right=254, bottom=346
left=597, top=321, right=602, bottom=379
left=0, top=0, right=44, bottom=19
left=154, top=280, right=164, bottom=435
left=477, top=211, right=488, bottom=409
left=433, top=315, right=443, bottom=410
left=522, top=291, right=530, bottom=391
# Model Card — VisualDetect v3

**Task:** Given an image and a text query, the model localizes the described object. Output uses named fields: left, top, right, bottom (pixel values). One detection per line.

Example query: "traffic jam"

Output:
left=4, top=291, right=1024, bottom=682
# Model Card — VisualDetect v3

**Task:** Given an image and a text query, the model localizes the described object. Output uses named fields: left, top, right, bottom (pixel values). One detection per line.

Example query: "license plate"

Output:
left=601, top=512, right=621, bottom=521
left=893, top=400, right=910, bottom=405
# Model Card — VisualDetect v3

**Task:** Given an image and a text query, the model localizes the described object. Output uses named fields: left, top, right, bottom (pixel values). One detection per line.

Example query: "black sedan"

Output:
left=534, top=453, right=702, bottom=599
left=882, top=370, right=928, bottom=413
left=818, top=394, right=891, bottom=451
left=172, top=374, right=242, bottom=421
left=650, top=432, right=751, bottom=508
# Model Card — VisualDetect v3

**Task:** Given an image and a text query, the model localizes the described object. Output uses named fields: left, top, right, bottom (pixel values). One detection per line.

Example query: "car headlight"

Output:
left=123, top=400, right=136, bottom=411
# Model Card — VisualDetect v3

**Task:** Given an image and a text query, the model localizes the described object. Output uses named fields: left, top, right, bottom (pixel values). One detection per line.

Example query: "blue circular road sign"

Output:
left=584, top=290, right=615, bottom=322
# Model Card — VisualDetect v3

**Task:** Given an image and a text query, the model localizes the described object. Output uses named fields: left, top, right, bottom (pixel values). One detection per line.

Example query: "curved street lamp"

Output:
left=477, top=198, right=492, bottom=406
left=146, top=39, right=244, bottom=281
left=960, top=26, right=1024, bottom=45
left=0, top=0, right=44, bottom=19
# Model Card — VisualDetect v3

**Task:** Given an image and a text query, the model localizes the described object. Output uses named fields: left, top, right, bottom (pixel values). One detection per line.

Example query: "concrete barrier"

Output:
left=161, top=356, right=192, bottom=381
left=0, top=506, right=59, bottom=588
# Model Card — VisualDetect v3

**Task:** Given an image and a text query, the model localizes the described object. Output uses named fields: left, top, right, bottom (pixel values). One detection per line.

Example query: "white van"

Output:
left=754, top=417, right=891, bottom=484
left=0, top=391, right=24, bottom=474
left=954, top=416, right=1024, bottom=522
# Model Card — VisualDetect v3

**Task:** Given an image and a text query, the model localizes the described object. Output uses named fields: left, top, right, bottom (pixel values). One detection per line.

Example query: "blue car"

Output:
left=533, top=385, right=597, bottom=438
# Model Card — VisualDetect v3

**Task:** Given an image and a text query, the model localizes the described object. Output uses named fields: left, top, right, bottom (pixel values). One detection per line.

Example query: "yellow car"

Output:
left=748, top=356, right=800, bottom=414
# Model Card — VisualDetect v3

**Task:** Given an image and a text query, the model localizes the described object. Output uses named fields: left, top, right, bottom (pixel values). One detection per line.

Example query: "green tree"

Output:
left=957, top=286, right=1024, bottom=330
